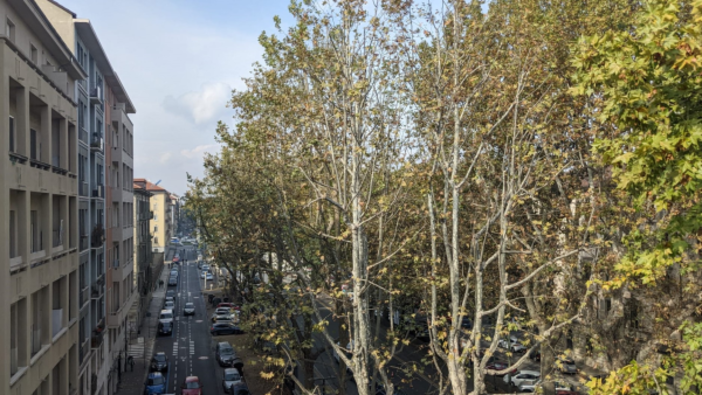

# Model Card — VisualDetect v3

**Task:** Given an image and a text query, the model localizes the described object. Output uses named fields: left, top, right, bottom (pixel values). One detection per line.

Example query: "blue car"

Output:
left=144, top=372, right=166, bottom=394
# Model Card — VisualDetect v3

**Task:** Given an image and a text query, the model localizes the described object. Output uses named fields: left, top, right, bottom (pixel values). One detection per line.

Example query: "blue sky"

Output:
left=59, top=0, right=294, bottom=194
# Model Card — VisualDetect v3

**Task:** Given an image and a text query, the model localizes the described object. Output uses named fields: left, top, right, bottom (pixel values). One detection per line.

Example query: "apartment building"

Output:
left=0, top=0, right=87, bottom=394
left=134, top=179, right=172, bottom=253
left=129, top=184, right=153, bottom=330
left=35, top=1, right=137, bottom=394
left=170, top=193, right=179, bottom=238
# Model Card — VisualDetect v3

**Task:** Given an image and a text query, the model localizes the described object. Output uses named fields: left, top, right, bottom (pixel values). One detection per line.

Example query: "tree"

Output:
left=572, top=0, right=702, bottom=392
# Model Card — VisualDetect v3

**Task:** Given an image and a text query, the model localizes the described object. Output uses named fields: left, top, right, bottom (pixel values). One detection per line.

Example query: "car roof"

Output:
left=160, top=309, right=173, bottom=314
left=218, top=341, right=232, bottom=347
left=185, top=376, right=199, bottom=382
left=148, top=372, right=163, bottom=378
left=517, top=370, right=541, bottom=375
left=224, top=367, right=241, bottom=374
left=155, top=352, right=166, bottom=356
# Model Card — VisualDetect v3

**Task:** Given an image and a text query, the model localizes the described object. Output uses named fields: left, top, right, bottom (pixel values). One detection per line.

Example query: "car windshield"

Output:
left=185, top=381, right=200, bottom=389
left=221, top=347, right=234, bottom=355
left=225, top=372, right=241, bottom=381
left=161, top=313, right=173, bottom=320
left=186, top=303, right=194, bottom=308
left=148, top=376, right=165, bottom=385
left=154, top=354, right=166, bottom=362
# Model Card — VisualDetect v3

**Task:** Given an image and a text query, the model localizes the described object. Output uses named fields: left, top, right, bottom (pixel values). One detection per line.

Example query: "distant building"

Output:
left=134, top=179, right=172, bottom=253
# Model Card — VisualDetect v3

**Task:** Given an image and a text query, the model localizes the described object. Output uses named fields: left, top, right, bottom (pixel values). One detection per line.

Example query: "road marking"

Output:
left=198, top=356, right=209, bottom=360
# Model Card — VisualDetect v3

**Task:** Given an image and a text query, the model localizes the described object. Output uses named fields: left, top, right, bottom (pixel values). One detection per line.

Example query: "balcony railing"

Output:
left=79, top=181, right=89, bottom=197
left=79, top=127, right=88, bottom=144
left=90, top=133, right=103, bottom=153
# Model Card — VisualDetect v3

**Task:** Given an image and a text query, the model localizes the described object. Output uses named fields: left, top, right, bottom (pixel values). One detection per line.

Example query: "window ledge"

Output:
left=52, top=326, right=68, bottom=343
left=29, top=344, right=50, bottom=366
left=10, top=366, right=28, bottom=386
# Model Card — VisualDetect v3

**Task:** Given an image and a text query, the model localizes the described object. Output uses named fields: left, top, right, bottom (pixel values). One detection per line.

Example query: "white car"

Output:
left=206, top=272, right=214, bottom=281
left=200, top=271, right=208, bottom=279
left=520, top=379, right=572, bottom=393
left=498, top=336, right=527, bottom=353
left=158, top=309, right=174, bottom=324
left=164, top=301, right=175, bottom=310
left=504, top=370, right=541, bottom=387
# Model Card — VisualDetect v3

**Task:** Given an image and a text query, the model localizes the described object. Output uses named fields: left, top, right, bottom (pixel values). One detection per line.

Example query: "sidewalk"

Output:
left=115, top=257, right=171, bottom=395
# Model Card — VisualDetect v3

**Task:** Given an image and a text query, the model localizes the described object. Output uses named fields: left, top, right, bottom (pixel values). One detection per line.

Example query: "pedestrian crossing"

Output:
left=172, top=341, right=179, bottom=357
left=128, top=337, right=145, bottom=359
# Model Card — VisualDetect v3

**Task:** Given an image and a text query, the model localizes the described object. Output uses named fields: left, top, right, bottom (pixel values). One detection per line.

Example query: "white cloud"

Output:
left=162, top=82, right=232, bottom=124
left=180, top=144, right=219, bottom=159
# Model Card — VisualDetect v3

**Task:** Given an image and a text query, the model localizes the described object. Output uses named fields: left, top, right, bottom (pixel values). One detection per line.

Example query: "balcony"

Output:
left=111, top=146, right=122, bottom=164
left=79, top=127, right=89, bottom=145
left=89, top=86, right=102, bottom=105
left=91, top=224, right=104, bottom=248
left=90, top=283, right=103, bottom=300
left=90, top=134, right=103, bottom=153
left=79, top=235, right=89, bottom=251
left=79, top=181, right=89, bottom=197
left=90, top=327, right=104, bottom=349
left=92, top=185, right=104, bottom=199
left=79, top=286, right=90, bottom=308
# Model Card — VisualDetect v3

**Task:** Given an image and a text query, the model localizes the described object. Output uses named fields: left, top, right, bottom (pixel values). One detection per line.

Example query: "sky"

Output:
left=59, top=0, right=293, bottom=195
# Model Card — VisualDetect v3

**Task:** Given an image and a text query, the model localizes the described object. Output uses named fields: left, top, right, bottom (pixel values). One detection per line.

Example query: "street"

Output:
left=152, top=245, right=226, bottom=394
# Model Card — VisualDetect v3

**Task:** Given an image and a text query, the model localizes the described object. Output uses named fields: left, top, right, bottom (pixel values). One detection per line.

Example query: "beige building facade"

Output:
left=1, top=1, right=87, bottom=395
left=134, top=179, right=172, bottom=253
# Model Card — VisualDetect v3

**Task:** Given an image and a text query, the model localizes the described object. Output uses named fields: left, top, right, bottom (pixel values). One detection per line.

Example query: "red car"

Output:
left=181, top=376, right=203, bottom=395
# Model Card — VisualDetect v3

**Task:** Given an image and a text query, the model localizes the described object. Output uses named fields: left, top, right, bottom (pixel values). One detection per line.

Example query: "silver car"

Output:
left=222, top=367, right=243, bottom=393
left=183, top=302, right=195, bottom=316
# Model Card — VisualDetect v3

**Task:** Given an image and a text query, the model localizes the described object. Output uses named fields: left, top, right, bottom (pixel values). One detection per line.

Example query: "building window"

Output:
left=154, top=226, right=158, bottom=232
left=6, top=18, right=15, bottom=42
left=30, top=45, right=38, bottom=64
left=9, top=116, right=15, bottom=153
left=31, top=210, right=42, bottom=253
left=9, top=210, right=17, bottom=258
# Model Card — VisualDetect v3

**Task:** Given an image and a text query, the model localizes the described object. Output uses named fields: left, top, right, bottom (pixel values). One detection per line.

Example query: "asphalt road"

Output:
left=152, top=245, right=227, bottom=395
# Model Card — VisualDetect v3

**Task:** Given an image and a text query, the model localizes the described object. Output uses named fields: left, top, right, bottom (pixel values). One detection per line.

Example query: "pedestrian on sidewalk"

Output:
left=127, top=355, right=134, bottom=372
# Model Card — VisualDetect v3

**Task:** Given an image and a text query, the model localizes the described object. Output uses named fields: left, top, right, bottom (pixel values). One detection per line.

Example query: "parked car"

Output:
left=164, top=300, right=175, bottom=310
left=144, top=372, right=166, bottom=394
left=157, top=321, right=173, bottom=336
left=229, top=382, right=251, bottom=395
left=170, top=269, right=179, bottom=276
left=212, top=312, right=233, bottom=322
left=217, top=302, right=240, bottom=310
left=158, top=309, right=174, bottom=324
left=149, top=352, right=168, bottom=372
left=166, top=290, right=176, bottom=299
left=557, top=356, right=578, bottom=374
left=529, top=349, right=541, bottom=361
left=216, top=342, right=237, bottom=367
left=200, top=271, right=208, bottom=279
left=211, top=323, right=242, bottom=336
left=520, top=379, right=573, bottom=393
left=206, top=272, right=214, bottom=281
left=180, top=376, right=203, bottom=395
left=183, top=302, right=195, bottom=316
left=222, top=368, right=244, bottom=394
left=201, top=264, right=210, bottom=272
left=215, top=307, right=234, bottom=315
left=168, top=276, right=178, bottom=286
left=498, top=336, right=527, bottom=353
left=504, top=370, right=541, bottom=387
